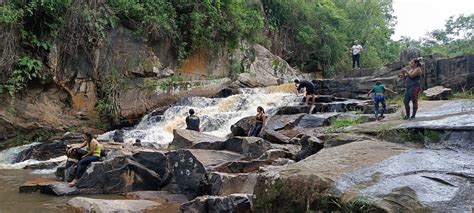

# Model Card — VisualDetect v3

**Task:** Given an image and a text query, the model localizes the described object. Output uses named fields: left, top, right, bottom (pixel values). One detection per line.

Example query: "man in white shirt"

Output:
left=351, top=40, right=363, bottom=69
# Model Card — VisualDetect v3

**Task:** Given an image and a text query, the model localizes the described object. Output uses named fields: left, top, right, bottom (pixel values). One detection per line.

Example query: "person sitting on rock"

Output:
left=248, top=106, right=266, bottom=137
left=186, top=108, right=200, bottom=132
left=294, top=79, right=316, bottom=114
left=68, top=132, right=101, bottom=187
left=367, top=81, right=397, bottom=120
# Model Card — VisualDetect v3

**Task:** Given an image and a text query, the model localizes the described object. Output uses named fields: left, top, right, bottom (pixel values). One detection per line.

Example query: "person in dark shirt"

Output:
left=186, top=109, right=200, bottom=131
left=401, top=58, right=423, bottom=120
left=294, top=79, right=316, bottom=114
left=248, top=106, right=266, bottom=137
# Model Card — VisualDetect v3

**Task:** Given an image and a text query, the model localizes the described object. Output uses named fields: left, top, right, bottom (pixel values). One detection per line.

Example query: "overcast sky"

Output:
left=392, top=0, right=474, bottom=40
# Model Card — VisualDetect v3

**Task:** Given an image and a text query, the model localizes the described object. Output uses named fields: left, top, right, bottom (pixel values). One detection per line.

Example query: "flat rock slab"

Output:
left=179, top=193, right=253, bottom=213
left=125, top=191, right=189, bottom=204
left=266, top=114, right=306, bottom=131
left=296, top=113, right=340, bottom=129
left=397, top=113, right=474, bottom=130
left=416, top=100, right=474, bottom=118
left=189, top=149, right=245, bottom=167
left=39, top=182, right=79, bottom=196
left=170, top=129, right=226, bottom=149
left=209, top=173, right=258, bottom=196
left=68, top=197, right=162, bottom=212
left=335, top=149, right=474, bottom=212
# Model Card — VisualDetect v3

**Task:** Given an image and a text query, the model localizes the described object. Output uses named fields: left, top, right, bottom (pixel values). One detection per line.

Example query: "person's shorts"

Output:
left=306, top=89, right=316, bottom=95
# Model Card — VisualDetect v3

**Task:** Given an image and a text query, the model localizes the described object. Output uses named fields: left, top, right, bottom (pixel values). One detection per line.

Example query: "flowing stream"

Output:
left=0, top=85, right=299, bottom=212
left=100, top=86, right=300, bottom=146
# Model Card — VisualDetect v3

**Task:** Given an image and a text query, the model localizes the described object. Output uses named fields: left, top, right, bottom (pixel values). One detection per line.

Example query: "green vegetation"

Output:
left=451, top=88, right=474, bottom=99
left=303, top=195, right=383, bottom=213
left=158, top=75, right=184, bottom=92
left=325, top=116, right=363, bottom=133
left=398, top=129, right=444, bottom=144
left=398, top=14, right=474, bottom=58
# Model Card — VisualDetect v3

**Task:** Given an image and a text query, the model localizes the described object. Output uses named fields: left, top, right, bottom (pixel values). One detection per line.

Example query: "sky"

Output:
left=392, top=0, right=474, bottom=40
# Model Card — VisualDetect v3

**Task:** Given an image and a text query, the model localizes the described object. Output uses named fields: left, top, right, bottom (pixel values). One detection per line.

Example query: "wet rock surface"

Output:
left=14, top=140, right=66, bottom=163
left=335, top=149, right=474, bottom=212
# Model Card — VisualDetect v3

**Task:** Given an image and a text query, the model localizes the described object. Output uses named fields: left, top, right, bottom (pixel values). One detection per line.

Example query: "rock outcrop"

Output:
left=170, top=129, right=226, bottom=150
left=179, top=194, right=253, bottom=213
left=423, top=86, right=452, bottom=100
left=67, top=197, right=162, bottom=212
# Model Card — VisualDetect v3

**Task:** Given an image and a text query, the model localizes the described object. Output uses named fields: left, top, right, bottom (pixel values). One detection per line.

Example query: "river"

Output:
left=0, top=85, right=299, bottom=212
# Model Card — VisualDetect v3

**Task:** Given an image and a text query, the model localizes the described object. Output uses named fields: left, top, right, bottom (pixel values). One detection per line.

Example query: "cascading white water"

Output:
left=112, top=87, right=301, bottom=146
left=0, top=143, right=66, bottom=172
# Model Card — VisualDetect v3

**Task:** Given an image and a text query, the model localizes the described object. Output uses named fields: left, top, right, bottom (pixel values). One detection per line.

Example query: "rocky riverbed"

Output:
left=3, top=88, right=472, bottom=212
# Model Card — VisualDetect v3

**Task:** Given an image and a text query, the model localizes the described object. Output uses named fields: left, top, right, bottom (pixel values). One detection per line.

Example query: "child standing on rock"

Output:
left=367, top=81, right=397, bottom=120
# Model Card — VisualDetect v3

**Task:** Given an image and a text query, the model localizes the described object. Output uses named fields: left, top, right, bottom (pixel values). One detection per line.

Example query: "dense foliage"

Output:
left=0, top=0, right=471, bottom=88
left=400, top=14, right=474, bottom=58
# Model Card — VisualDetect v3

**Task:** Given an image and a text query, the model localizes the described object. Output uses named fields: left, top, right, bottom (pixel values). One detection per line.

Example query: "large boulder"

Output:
left=67, top=197, right=162, bottom=212
left=265, top=114, right=306, bottom=131
left=224, top=137, right=271, bottom=159
left=262, top=130, right=290, bottom=144
left=165, top=149, right=208, bottom=199
left=14, top=140, right=66, bottom=163
left=170, top=129, right=226, bottom=150
left=230, top=116, right=254, bottom=136
left=76, top=155, right=162, bottom=194
left=179, top=194, right=253, bottom=213
left=189, top=149, right=245, bottom=169
left=131, top=151, right=169, bottom=180
left=209, top=173, right=258, bottom=196
left=253, top=140, right=409, bottom=212
left=231, top=43, right=303, bottom=88
left=423, top=86, right=452, bottom=100
left=295, top=113, right=340, bottom=129
left=294, top=135, right=324, bottom=161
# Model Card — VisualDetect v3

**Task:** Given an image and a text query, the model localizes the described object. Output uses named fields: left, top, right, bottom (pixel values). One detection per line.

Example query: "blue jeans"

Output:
left=374, top=94, right=386, bottom=118
left=75, top=156, right=99, bottom=179
left=248, top=122, right=263, bottom=137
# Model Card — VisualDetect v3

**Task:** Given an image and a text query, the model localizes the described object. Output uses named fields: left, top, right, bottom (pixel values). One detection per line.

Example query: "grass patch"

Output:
left=398, top=129, right=444, bottom=144
left=325, top=117, right=363, bottom=133
left=451, top=88, right=474, bottom=100
left=310, top=196, right=383, bottom=213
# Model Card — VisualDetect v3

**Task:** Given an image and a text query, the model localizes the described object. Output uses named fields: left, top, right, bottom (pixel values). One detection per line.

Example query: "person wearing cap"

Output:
left=186, top=108, right=200, bottom=132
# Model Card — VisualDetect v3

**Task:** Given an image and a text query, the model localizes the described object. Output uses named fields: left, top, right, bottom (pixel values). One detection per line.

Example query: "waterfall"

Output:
left=105, top=87, right=300, bottom=146
left=0, top=143, right=66, bottom=170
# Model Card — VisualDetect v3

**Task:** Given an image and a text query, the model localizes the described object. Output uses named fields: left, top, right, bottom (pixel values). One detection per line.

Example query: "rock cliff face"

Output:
left=0, top=23, right=305, bottom=146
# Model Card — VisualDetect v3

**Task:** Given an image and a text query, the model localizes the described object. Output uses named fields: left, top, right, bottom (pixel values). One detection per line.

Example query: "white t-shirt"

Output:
left=351, top=44, right=363, bottom=55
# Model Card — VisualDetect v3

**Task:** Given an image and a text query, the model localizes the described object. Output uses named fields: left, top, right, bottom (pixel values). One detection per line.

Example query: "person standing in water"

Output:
left=248, top=106, right=266, bottom=137
left=294, top=79, right=316, bottom=114
left=68, top=132, right=101, bottom=187
left=401, top=58, right=423, bottom=120
left=186, top=108, right=200, bottom=132
left=367, top=81, right=397, bottom=120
